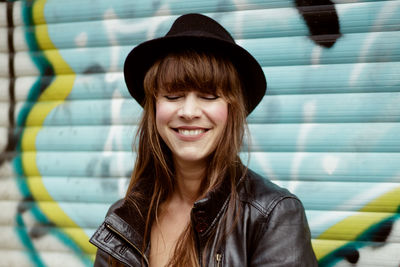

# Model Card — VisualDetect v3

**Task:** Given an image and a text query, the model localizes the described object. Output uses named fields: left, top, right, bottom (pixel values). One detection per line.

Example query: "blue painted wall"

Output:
left=0, top=0, right=399, bottom=266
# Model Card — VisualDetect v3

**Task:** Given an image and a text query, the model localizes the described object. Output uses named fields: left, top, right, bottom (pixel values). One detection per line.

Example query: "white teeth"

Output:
left=178, top=129, right=205, bottom=136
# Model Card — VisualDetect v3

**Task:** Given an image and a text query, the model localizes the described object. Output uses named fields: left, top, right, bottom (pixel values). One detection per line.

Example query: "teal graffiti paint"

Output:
left=10, top=2, right=92, bottom=266
left=52, top=229, right=94, bottom=266
left=15, top=215, right=46, bottom=267
left=318, top=214, right=400, bottom=266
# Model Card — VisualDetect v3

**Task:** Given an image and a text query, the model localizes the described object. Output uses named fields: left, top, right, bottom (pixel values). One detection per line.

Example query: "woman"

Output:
left=90, top=13, right=317, bottom=267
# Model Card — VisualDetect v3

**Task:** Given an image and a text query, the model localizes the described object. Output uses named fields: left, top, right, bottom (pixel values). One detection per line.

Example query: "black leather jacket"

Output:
left=90, top=169, right=318, bottom=266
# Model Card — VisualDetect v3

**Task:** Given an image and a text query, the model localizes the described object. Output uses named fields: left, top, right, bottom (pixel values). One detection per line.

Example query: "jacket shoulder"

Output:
left=106, top=199, right=124, bottom=216
left=239, top=169, right=298, bottom=217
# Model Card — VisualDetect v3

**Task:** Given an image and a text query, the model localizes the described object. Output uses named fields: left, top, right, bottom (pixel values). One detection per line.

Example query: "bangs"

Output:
left=145, top=50, right=240, bottom=98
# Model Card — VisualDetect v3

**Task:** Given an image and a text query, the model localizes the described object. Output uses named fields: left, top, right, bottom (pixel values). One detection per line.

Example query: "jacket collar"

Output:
left=191, top=175, right=231, bottom=240
left=108, top=171, right=237, bottom=254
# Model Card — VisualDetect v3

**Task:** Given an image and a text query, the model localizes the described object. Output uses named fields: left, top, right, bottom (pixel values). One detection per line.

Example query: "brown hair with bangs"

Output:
left=115, top=50, right=249, bottom=267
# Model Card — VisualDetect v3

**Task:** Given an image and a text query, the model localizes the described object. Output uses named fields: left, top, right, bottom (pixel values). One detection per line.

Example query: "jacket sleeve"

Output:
left=92, top=199, right=125, bottom=267
left=94, top=248, right=109, bottom=267
left=250, top=197, right=318, bottom=267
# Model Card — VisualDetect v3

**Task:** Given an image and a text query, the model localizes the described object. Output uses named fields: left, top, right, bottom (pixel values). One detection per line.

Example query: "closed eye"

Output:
left=200, top=94, right=219, bottom=100
left=164, top=95, right=183, bottom=100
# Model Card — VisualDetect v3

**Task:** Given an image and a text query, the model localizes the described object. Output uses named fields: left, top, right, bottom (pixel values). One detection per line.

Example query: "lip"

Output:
left=172, top=126, right=209, bottom=141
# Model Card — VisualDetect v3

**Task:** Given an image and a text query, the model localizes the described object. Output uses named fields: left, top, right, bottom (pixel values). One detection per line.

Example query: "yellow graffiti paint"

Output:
left=312, top=239, right=348, bottom=260
left=21, top=127, right=40, bottom=151
left=22, top=152, right=40, bottom=177
left=314, top=186, right=400, bottom=259
left=24, top=101, right=62, bottom=126
left=22, top=0, right=95, bottom=255
left=318, top=212, right=392, bottom=241
left=360, top=186, right=400, bottom=213
left=32, top=0, right=46, bottom=25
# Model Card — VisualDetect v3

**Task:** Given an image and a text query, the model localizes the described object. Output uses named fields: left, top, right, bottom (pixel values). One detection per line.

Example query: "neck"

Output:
left=172, top=158, right=207, bottom=204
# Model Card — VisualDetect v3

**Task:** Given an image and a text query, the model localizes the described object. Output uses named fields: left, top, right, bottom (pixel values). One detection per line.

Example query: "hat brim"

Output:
left=124, top=35, right=266, bottom=115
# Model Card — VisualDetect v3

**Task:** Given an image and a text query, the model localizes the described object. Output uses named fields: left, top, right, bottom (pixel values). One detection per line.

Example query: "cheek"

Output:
left=155, top=101, right=172, bottom=127
left=210, top=103, right=228, bottom=126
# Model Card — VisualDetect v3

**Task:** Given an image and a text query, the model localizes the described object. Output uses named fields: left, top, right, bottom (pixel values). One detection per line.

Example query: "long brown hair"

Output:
left=117, top=50, right=248, bottom=266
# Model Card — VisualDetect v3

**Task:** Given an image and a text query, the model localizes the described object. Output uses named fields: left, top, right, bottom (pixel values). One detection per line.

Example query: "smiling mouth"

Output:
left=175, top=128, right=208, bottom=136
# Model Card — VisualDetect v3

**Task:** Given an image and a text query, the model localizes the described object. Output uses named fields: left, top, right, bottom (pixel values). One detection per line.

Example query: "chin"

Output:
left=178, top=154, right=206, bottom=163
left=174, top=150, right=210, bottom=164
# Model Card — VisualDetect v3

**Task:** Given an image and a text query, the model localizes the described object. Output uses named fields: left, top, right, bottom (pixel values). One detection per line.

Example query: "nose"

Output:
left=178, top=93, right=201, bottom=120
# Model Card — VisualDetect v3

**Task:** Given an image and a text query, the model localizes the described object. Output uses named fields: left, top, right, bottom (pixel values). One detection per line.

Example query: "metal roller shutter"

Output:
left=1, top=0, right=399, bottom=266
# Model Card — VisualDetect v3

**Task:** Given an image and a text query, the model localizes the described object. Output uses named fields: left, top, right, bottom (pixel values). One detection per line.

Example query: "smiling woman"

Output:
left=89, top=13, right=317, bottom=267
left=155, top=89, right=228, bottom=165
left=151, top=51, right=236, bottom=168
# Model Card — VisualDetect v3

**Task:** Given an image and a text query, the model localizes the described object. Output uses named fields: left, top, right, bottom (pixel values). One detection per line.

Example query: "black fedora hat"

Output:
left=124, top=13, right=266, bottom=115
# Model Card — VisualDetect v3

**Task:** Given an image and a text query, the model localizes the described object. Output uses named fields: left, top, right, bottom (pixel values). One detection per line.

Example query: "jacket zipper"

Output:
left=216, top=253, right=222, bottom=267
left=105, top=223, right=149, bottom=266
